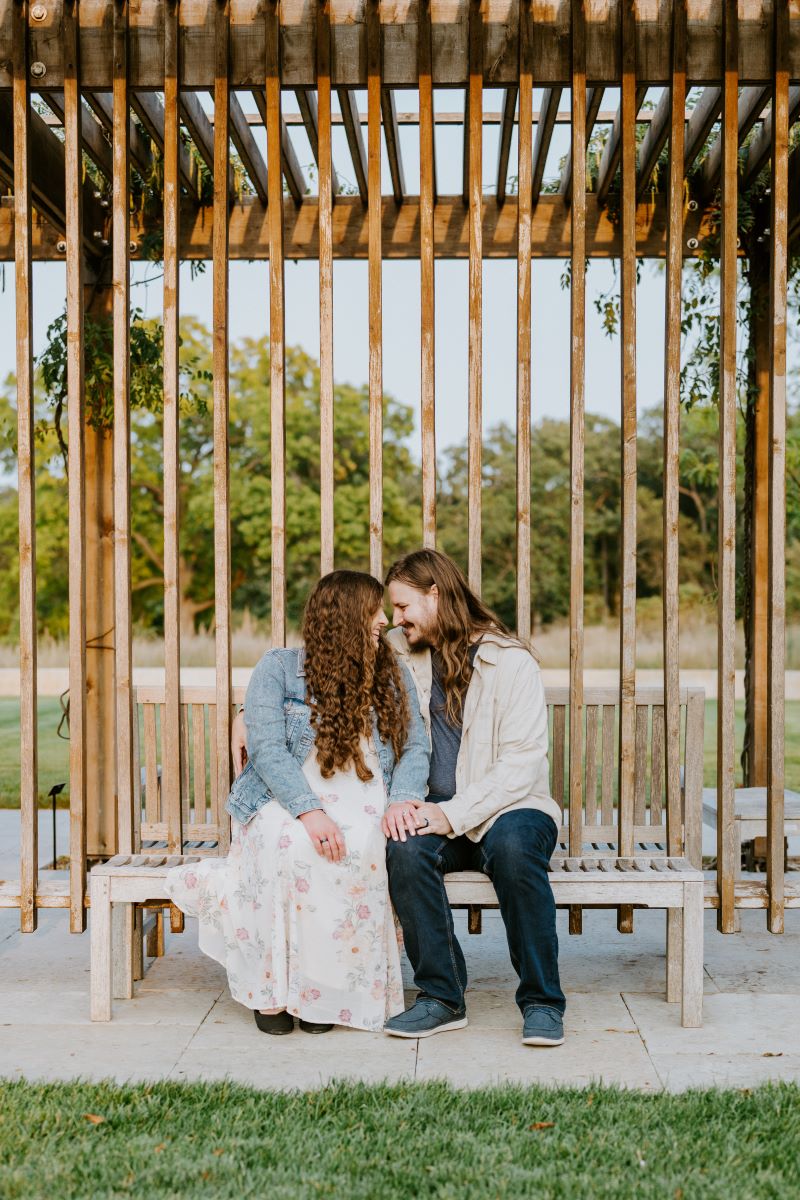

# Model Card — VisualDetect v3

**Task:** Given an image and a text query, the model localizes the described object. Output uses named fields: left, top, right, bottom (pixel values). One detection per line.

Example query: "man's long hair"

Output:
left=385, top=549, right=516, bottom=725
left=303, top=571, right=409, bottom=781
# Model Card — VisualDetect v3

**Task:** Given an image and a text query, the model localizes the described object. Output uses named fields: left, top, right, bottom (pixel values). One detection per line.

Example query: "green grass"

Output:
left=0, top=1080, right=797, bottom=1199
left=702, top=702, right=800, bottom=791
left=0, top=698, right=70, bottom=808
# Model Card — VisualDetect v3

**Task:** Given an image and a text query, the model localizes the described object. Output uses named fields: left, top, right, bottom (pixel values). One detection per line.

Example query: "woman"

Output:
left=166, top=571, right=429, bottom=1035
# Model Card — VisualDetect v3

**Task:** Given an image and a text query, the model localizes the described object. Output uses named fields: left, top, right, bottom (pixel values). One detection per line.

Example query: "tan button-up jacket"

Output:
left=386, top=627, right=562, bottom=841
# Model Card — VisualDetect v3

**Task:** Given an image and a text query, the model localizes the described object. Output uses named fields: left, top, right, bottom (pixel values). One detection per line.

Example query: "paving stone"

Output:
left=0, top=1024, right=194, bottom=1084
left=623, top=991, right=798, bottom=1058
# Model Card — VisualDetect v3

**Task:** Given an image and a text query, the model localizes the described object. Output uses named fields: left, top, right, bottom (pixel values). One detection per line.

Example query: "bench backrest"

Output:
left=132, top=685, right=705, bottom=865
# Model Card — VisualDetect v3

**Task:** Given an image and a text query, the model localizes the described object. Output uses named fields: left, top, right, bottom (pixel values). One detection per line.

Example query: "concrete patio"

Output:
left=1, top=899, right=798, bottom=1094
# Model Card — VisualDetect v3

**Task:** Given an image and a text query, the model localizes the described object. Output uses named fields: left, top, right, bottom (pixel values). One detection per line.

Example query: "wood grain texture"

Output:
left=367, top=0, right=383, bottom=580
left=516, top=0, right=532, bottom=639
left=467, top=0, right=483, bottom=593
left=716, top=0, right=738, bottom=934
left=318, top=0, right=335, bottom=575
left=267, top=0, right=287, bottom=643
left=419, top=0, right=436, bottom=549
left=13, top=0, right=38, bottom=934
left=767, top=0, right=788, bottom=934
left=568, top=0, right=586, bottom=862
left=65, top=0, right=87, bottom=933
left=663, top=0, right=685, bottom=860
left=162, top=0, right=183, bottom=856
left=213, top=0, right=232, bottom=853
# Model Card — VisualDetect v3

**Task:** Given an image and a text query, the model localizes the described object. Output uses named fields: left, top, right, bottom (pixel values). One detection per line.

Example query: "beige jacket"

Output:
left=387, top=627, right=561, bottom=841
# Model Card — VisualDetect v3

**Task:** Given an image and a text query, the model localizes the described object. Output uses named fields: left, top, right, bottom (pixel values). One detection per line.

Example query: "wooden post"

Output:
left=516, top=0, right=532, bottom=640
left=367, top=0, right=383, bottom=581
left=419, top=0, right=436, bottom=550
left=467, top=0, right=483, bottom=594
left=317, top=0, right=334, bottom=576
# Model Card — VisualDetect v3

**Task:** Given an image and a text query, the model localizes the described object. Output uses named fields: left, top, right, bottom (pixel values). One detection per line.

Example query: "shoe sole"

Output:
left=384, top=1017, right=468, bottom=1039
left=522, top=1034, right=565, bottom=1046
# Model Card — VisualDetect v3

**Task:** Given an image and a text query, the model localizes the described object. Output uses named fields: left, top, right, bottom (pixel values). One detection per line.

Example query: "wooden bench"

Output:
left=90, top=684, right=706, bottom=1027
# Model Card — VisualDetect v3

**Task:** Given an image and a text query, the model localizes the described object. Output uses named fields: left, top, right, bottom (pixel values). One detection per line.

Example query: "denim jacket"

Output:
left=225, top=646, right=430, bottom=826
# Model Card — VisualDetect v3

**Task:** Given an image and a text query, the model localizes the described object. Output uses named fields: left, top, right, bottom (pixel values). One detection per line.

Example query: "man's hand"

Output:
left=415, top=803, right=453, bottom=836
left=231, top=710, right=248, bottom=777
left=299, top=810, right=347, bottom=863
left=382, top=799, right=425, bottom=843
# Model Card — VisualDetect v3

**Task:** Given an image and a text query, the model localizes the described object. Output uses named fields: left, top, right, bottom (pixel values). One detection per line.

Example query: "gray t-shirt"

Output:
left=428, top=642, right=480, bottom=800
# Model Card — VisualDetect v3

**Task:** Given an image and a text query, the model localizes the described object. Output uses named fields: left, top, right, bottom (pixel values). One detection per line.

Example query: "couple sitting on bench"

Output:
left=166, top=549, right=566, bottom=1047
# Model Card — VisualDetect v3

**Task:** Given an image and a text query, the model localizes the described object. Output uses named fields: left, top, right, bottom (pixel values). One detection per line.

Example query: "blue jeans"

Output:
left=387, top=805, right=565, bottom=1016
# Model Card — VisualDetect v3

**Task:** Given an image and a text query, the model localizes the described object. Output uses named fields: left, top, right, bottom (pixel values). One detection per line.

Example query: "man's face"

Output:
left=388, top=580, right=439, bottom=649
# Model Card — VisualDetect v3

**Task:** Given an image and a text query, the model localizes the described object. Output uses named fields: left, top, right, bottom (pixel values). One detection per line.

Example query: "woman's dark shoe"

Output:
left=299, top=1019, right=333, bottom=1034
left=254, top=1009, right=294, bottom=1035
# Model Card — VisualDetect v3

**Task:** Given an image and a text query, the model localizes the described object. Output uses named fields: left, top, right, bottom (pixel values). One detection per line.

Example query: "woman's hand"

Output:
left=382, top=799, right=425, bottom=843
left=299, top=810, right=347, bottom=863
left=231, top=710, right=248, bottom=777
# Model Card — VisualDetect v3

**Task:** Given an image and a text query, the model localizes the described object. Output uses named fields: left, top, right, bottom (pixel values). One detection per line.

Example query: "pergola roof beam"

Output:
left=180, top=92, right=235, bottom=192
left=44, top=92, right=113, bottom=180
left=697, top=85, right=770, bottom=199
left=0, top=93, right=106, bottom=256
left=596, top=85, right=647, bottom=205
left=86, top=91, right=154, bottom=178
left=683, top=87, right=722, bottom=171
left=381, top=88, right=406, bottom=203
left=531, top=87, right=562, bottom=204
left=252, top=88, right=307, bottom=206
left=130, top=92, right=200, bottom=196
left=741, top=86, right=800, bottom=191
left=462, top=88, right=470, bottom=205
left=635, top=87, right=670, bottom=200
left=495, top=85, right=517, bottom=204
left=337, top=87, right=368, bottom=203
left=229, top=92, right=269, bottom=202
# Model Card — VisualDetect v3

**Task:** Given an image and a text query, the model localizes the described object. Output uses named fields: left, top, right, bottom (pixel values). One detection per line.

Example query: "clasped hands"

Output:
left=382, top=799, right=452, bottom=842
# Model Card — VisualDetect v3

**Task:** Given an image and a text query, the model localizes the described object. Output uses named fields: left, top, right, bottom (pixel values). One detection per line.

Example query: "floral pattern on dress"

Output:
left=165, top=737, right=403, bottom=1031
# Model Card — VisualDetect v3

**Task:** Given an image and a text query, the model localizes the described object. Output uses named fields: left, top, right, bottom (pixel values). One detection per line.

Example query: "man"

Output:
left=382, top=549, right=565, bottom=1047
left=231, top=549, right=565, bottom=1047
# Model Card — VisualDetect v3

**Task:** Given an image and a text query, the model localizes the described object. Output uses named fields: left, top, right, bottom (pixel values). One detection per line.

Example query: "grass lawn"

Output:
left=0, top=1080, right=797, bottom=1199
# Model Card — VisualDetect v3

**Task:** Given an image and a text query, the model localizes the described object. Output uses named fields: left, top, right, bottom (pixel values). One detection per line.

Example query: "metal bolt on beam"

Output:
left=30, top=61, right=47, bottom=78
left=31, top=5, right=48, bottom=20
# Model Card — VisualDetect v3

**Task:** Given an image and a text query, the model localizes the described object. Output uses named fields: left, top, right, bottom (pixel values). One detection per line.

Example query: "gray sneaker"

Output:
left=522, top=1004, right=565, bottom=1046
left=384, top=997, right=468, bottom=1039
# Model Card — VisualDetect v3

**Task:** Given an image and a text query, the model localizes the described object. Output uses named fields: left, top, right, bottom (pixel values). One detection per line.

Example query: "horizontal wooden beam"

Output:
left=0, top=192, right=716, bottom=262
left=0, top=1, right=793, bottom=89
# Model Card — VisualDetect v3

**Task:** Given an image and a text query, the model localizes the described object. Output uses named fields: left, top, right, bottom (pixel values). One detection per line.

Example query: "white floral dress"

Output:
left=165, top=738, right=405, bottom=1031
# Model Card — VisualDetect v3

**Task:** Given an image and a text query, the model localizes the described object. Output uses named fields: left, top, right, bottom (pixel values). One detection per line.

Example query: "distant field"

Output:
left=1, top=696, right=798, bottom=807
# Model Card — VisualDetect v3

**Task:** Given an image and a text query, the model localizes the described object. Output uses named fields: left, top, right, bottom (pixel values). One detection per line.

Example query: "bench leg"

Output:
left=666, top=909, right=682, bottom=1003
left=146, top=909, right=165, bottom=958
left=681, top=881, right=704, bottom=1029
left=132, top=907, right=144, bottom=981
left=112, top=903, right=135, bottom=1000
left=90, top=875, right=112, bottom=1022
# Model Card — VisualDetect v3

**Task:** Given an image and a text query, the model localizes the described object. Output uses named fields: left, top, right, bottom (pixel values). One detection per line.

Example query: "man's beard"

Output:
left=404, top=617, right=438, bottom=649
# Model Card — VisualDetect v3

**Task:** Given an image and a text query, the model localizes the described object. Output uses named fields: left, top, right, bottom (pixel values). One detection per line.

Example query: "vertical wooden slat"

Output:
left=717, top=0, right=739, bottom=933
left=162, top=0, right=182, bottom=855
left=601, top=704, right=616, bottom=828
left=568, top=0, right=586, bottom=867
left=467, top=0, right=483, bottom=593
left=180, top=703, right=191, bottom=828
left=192, top=704, right=207, bottom=824
left=634, top=704, right=648, bottom=827
left=113, top=0, right=135, bottom=861
left=213, top=0, right=232, bottom=853
left=664, top=0, right=686, bottom=859
left=13, top=0, right=38, bottom=933
left=516, top=0, right=532, bottom=638
left=552, top=705, right=566, bottom=808
left=132, top=697, right=142, bottom=850
left=267, top=0, right=287, bottom=639
left=419, top=0, right=436, bottom=549
left=143, top=704, right=159, bottom=826
left=684, top=690, right=705, bottom=868
left=317, top=0, right=334, bottom=576
left=367, top=0, right=383, bottom=580
left=767, top=0, right=789, bottom=934
left=64, top=0, right=87, bottom=933
left=585, top=705, right=598, bottom=825
left=208, top=702, right=219, bottom=832
left=650, top=704, right=665, bottom=828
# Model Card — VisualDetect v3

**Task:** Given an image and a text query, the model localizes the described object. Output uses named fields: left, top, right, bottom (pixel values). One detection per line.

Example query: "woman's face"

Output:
left=370, top=601, right=389, bottom=646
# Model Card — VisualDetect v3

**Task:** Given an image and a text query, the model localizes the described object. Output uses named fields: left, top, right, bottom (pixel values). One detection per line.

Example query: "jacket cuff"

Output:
left=283, top=793, right=324, bottom=819
left=388, top=789, right=426, bottom=806
left=434, top=799, right=469, bottom=837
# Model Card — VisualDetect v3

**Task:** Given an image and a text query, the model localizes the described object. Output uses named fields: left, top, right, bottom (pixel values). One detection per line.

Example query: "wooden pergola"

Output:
left=1, top=1, right=796, bottom=938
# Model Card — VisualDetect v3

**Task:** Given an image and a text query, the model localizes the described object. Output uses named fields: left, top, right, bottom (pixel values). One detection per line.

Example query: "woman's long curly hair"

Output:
left=302, top=571, right=410, bottom=782
left=385, top=549, right=529, bottom=726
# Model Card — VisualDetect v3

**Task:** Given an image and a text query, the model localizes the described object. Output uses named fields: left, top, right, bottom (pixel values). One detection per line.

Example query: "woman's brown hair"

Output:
left=385, top=549, right=526, bottom=725
left=302, top=571, right=410, bottom=781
